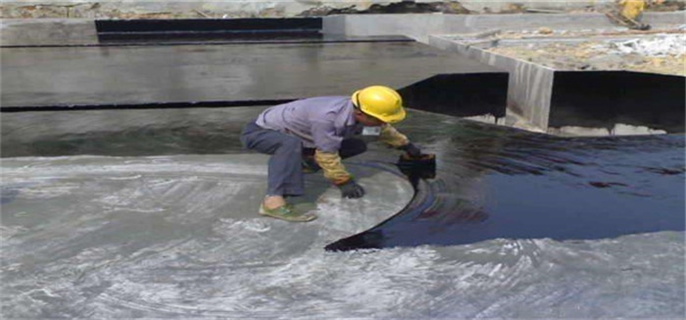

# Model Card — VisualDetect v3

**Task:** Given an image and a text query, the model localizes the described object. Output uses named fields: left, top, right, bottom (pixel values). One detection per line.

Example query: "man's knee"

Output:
left=239, top=121, right=260, bottom=149
left=277, top=135, right=303, bottom=154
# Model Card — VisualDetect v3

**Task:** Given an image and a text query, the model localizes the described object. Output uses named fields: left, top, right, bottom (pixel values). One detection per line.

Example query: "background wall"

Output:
left=1, top=1, right=627, bottom=19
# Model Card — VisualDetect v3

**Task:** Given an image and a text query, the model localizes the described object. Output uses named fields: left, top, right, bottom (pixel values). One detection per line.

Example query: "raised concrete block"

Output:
left=1, top=19, right=97, bottom=46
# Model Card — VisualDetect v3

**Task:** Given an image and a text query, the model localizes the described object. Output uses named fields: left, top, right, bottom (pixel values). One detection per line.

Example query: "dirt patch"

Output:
left=487, top=32, right=685, bottom=76
left=298, top=1, right=470, bottom=16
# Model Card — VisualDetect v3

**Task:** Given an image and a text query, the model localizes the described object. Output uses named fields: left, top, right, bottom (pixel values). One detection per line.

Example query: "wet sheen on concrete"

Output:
left=329, top=111, right=685, bottom=250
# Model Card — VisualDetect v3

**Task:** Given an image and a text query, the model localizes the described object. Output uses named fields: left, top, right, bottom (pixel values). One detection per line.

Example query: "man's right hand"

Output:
left=400, top=142, right=436, bottom=162
left=338, top=179, right=365, bottom=199
left=400, top=142, right=425, bottom=159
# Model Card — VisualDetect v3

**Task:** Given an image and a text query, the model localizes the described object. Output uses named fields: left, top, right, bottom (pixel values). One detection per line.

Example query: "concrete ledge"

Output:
left=3, top=12, right=683, bottom=136
left=323, top=12, right=686, bottom=43
left=323, top=11, right=685, bottom=135
left=1, top=36, right=504, bottom=109
left=430, top=33, right=685, bottom=135
left=3, top=11, right=682, bottom=46
left=429, top=34, right=554, bottom=131
left=1, top=18, right=97, bottom=46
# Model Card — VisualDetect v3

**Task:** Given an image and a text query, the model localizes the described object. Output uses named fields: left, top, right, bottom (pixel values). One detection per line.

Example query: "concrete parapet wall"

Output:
left=429, top=34, right=685, bottom=135
left=322, top=11, right=684, bottom=133
left=323, top=11, right=685, bottom=43
left=2, top=10, right=682, bottom=136
left=1, top=19, right=97, bottom=46
left=429, top=34, right=554, bottom=130
left=4, top=11, right=680, bottom=47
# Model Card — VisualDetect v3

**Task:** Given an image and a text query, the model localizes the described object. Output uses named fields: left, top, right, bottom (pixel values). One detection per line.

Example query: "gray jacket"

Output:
left=256, top=96, right=360, bottom=153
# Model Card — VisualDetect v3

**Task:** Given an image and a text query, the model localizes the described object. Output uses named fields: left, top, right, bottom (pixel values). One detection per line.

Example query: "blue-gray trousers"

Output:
left=240, top=121, right=366, bottom=197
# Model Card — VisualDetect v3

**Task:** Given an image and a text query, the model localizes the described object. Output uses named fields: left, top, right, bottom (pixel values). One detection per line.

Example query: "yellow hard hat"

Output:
left=351, top=85, right=406, bottom=123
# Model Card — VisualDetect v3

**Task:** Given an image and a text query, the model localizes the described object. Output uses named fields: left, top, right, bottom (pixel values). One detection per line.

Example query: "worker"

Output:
left=619, top=0, right=646, bottom=21
left=608, top=0, right=650, bottom=30
left=240, top=85, right=430, bottom=222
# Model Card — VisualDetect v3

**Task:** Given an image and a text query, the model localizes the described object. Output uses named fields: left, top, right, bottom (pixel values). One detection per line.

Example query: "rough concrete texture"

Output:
left=0, top=19, right=97, bottom=46
left=488, top=32, right=686, bottom=76
left=1, top=1, right=683, bottom=19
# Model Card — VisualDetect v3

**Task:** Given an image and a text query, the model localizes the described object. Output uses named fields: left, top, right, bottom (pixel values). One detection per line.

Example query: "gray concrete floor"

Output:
left=1, top=154, right=414, bottom=318
left=1, top=108, right=684, bottom=318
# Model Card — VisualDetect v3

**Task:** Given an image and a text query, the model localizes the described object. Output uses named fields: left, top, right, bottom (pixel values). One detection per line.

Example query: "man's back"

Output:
left=256, top=96, right=356, bottom=152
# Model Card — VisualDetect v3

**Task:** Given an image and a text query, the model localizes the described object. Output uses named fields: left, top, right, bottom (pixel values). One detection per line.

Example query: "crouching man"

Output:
left=240, top=85, right=427, bottom=222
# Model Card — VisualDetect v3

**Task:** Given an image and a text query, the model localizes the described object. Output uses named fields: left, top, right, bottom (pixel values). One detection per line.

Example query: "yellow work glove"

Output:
left=314, top=150, right=353, bottom=186
left=379, top=124, right=409, bottom=148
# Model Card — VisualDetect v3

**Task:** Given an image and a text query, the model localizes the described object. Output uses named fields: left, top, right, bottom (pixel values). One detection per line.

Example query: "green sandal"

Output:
left=259, top=203, right=317, bottom=222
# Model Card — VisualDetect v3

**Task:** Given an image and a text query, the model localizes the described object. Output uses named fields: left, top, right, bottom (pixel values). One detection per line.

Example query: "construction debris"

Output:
left=486, top=31, right=685, bottom=76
